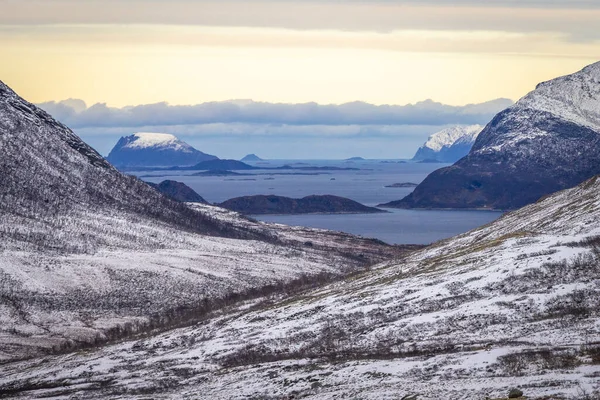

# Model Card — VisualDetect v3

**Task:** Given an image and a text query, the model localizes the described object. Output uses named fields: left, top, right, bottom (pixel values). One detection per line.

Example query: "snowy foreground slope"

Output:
left=0, top=80, right=401, bottom=362
left=2, top=178, right=600, bottom=398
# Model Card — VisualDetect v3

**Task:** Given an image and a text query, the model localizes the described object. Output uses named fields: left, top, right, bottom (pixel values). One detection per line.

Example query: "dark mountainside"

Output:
left=106, top=133, right=217, bottom=168
left=219, top=194, right=386, bottom=215
left=148, top=180, right=207, bottom=203
left=383, top=62, right=600, bottom=210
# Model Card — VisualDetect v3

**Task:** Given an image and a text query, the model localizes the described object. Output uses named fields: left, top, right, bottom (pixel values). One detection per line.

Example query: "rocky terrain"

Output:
left=388, top=62, right=600, bottom=210
left=219, top=195, right=386, bottom=215
left=412, top=125, right=484, bottom=163
left=106, top=133, right=217, bottom=168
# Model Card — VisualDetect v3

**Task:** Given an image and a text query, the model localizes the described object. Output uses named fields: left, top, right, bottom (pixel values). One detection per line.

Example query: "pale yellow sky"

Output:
left=1, top=1, right=599, bottom=107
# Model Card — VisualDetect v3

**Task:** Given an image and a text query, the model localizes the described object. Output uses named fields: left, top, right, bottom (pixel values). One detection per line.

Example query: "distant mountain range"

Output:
left=412, top=125, right=484, bottom=163
left=106, top=132, right=217, bottom=167
left=385, top=61, right=600, bottom=210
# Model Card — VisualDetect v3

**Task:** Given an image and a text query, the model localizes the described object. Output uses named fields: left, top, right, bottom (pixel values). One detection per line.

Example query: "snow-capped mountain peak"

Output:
left=412, top=125, right=483, bottom=162
left=106, top=132, right=218, bottom=167
left=122, top=132, right=191, bottom=152
left=423, top=125, right=483, bottom=151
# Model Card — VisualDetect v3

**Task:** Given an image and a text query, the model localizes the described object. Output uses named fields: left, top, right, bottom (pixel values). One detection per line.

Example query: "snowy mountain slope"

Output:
left=0, top=80, right=402, bottom=362
left=0, top=79, right=258, bottom=252
left=3, top=176, right=600, bottom=399
left=412, top=125, right=483, bottom=162
left=106, top=132, right=217, bottom=167
left=391, top=61, right=600, bottom=210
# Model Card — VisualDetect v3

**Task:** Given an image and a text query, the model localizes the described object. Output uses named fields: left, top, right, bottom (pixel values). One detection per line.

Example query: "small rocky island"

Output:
left=385, top=182, right=418, bottom=188
left=148, top=180, right=207, bottom=203
left=192, top=169, right=248, bottom=177
left=218, top=195, right=386, bottom=215
left=241, top=154, right=263, bottom=162
left=179, top=159, right=257, bottom=171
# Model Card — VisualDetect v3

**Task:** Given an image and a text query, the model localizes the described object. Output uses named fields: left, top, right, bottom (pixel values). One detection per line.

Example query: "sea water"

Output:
left=138, top=160, right=503, bottom=245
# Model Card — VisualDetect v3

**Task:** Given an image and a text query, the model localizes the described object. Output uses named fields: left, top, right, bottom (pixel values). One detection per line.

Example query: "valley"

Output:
left=0, top=44, right=599, bottom=400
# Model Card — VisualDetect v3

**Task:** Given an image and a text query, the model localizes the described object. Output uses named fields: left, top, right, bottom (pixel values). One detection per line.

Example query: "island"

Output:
left=218, top=195, right=387, bottom=215
left=241, top=154, right=264, bottom=162
left=148, top=180, right=207, bottom=203
left=192, top=170, right=248, bottom=177
left=384, top=182, right=418, bottom=188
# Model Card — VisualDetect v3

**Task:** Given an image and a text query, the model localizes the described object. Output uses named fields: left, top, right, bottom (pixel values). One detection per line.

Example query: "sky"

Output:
left=1, top=0, right=600, bottom=158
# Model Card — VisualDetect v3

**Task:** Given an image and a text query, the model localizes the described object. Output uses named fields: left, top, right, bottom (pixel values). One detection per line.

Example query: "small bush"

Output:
left=508, top=388, right=523, bottom=398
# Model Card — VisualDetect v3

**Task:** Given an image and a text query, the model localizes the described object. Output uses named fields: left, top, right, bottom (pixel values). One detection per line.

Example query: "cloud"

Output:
left=2, top=1, right=600, bottom=42
left=37, top=98, right=513, bottom=130
left=38, top=98, right=513, bottom=158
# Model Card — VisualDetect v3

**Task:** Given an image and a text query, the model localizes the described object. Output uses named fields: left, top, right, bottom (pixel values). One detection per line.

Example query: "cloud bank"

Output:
left=36, top=98, right=513, bottom=158
left=38, top=98, right=513, bottom=129
left=3, top=1, right=600, bottom=43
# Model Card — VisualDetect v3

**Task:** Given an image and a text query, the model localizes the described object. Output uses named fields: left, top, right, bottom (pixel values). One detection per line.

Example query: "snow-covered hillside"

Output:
left=473, top=62, right=600, bottom=154
left=0, top=80, right=402, bottom=362
left=106, top=132, right=217, bottom=167
left=392, top=61, right=600, bottom=210
left=412, top=125, right=483, bottom=162
left=124, top=132, right=187, bottom=150
left=2, top=175, right=599, bottom=399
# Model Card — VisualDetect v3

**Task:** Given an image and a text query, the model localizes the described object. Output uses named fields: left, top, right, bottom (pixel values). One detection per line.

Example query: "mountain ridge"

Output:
left=387, top=62, right=600, bottom=210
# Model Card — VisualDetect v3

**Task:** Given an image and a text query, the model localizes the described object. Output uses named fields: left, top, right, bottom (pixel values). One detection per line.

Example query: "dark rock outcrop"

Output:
left=148, top=180, right=207, bottom=203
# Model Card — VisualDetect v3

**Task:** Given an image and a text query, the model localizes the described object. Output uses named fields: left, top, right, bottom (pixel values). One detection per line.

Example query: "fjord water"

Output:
left=139, top=160, right=503, bottom=245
